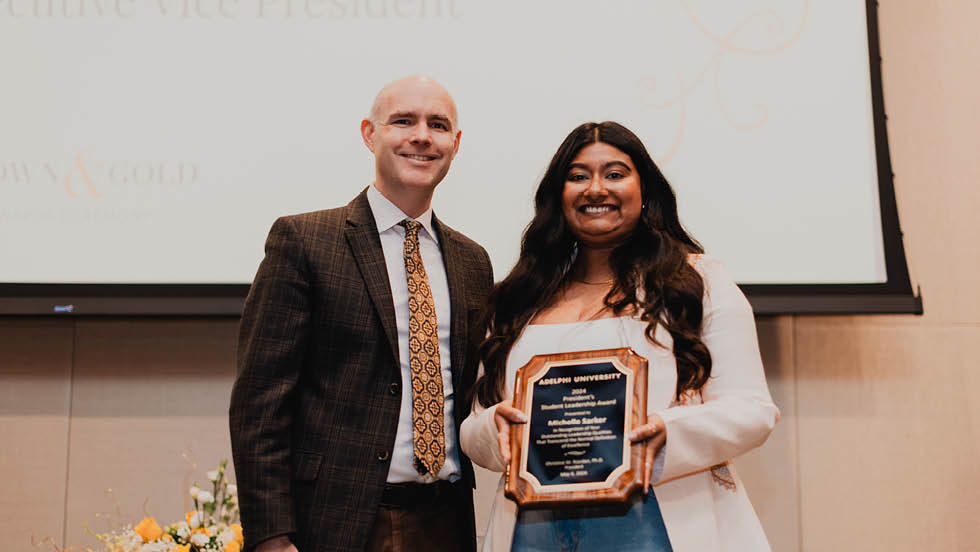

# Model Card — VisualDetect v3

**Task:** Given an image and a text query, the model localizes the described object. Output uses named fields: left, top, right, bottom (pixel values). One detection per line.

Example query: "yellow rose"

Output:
left=224, top=541, right=241, bottom=552
left=175, top=545, right=191, bottom=552
left=134, top=517, right=163, bottom=542
left=230, top=523, right=244, bottom=545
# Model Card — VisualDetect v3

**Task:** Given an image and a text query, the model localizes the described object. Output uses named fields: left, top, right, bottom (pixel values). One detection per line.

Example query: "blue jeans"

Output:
left=512, top=489, right=673, bottom=552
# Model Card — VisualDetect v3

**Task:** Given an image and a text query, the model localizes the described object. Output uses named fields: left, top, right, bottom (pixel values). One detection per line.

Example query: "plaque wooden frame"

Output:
left=505, top=347, right=648, bottom=509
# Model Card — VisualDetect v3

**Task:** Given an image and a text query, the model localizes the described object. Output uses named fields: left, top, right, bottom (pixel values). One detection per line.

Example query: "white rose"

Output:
left=190, top=532, right=210, bottom=547
left=207, top=470, right=220, bottom=482
left=225, top=484, right=237, bottom=495
left=188, top=511, right=202, bottom=529
left=123, top=530, right=142, bottom=548
left=197, top=490, right=215, bottom=504
left=175, top=521, right=191, bottom=538
left=218, top=528, right=235, bottom=544
left=189, top=486, right=200, bottom=499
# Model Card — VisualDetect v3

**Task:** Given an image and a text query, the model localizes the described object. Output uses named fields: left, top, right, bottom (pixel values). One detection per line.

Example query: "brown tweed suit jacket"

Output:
left=230, top=189, right=493, bottom=552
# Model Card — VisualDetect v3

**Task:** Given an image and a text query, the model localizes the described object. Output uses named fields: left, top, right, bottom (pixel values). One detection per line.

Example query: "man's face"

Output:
left=362, top=80, right=461, bottom=198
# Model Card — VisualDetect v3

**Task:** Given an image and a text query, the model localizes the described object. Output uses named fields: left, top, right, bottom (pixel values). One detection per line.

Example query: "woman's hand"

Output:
left=493, top=403, right=528, bottom=463
left=629, top=414, right=667, bottom=492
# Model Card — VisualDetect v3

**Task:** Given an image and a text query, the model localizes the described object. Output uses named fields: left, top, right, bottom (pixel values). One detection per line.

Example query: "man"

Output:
left=230, top=76, right=493, bottom=552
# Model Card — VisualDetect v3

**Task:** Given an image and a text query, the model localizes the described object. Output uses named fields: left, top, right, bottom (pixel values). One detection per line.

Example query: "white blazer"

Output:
left=460, top=255, right=779, bottom=552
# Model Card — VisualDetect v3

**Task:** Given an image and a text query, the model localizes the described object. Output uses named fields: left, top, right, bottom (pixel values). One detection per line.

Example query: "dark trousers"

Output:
left=366, top=481, right=472, bottom=552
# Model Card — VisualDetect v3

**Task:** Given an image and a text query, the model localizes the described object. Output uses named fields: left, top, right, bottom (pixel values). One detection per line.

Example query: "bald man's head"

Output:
left=368, top=75, right=458, bottom=131
left=360, top=76, right=462, bottom=216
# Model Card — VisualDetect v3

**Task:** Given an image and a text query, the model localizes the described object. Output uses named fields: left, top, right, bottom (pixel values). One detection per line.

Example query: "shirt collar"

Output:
left=366, top=184, right=438, bottom=243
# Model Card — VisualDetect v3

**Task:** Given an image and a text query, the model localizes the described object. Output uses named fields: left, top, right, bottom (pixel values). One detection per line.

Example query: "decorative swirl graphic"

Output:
left=682, top=1, right=809, bottom=56
left=637, top=0, right=809, bottom=165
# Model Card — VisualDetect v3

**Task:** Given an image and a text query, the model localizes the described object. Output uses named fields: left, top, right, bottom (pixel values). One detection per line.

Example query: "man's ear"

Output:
left=360, top=119, right=375, bottom=152
left=450, top=129, right=461, bottom=159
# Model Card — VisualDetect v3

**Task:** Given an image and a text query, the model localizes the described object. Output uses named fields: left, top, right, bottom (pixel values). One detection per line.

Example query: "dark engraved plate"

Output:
left=505, top=348, right=648, bottom=508
left=525, top=361, right=627, bottom=486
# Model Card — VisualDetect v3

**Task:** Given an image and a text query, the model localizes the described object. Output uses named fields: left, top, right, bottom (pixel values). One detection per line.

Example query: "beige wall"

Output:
left=0, top=320, right=239, bottom=549
left=2, top=2, right=978, bottom=550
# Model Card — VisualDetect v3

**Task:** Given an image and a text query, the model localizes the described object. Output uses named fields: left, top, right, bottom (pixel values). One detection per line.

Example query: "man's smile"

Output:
left=400, top=153, right=438, bottom=162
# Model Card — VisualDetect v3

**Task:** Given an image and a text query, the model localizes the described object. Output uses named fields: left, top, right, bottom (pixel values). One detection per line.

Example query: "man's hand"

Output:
left=256, top=535, right=298, bottom=552
left=493, top=403, right=527, bottom=462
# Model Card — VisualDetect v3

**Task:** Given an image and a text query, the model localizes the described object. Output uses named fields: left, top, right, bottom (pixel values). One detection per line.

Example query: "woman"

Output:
left=460, top=122, right=779, bottom=552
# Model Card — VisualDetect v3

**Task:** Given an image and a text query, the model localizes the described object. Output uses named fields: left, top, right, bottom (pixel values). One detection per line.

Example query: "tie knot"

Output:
left=400, top=219, right=422, bottom=238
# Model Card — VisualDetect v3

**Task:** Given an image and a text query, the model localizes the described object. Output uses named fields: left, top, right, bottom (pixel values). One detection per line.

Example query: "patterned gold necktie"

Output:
left=399, top=219, right=446, bottom=476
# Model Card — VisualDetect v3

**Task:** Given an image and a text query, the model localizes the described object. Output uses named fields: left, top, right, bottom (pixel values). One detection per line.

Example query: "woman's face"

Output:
left=562, top=141, right=644, bottom=249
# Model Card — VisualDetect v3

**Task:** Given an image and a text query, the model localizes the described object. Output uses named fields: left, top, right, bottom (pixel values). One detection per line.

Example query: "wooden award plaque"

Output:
left=504, top=347, right=648, bottom=509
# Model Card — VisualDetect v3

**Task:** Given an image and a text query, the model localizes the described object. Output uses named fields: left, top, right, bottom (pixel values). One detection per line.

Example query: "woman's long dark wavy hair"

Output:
left=472, top=121, right=712, bottom=408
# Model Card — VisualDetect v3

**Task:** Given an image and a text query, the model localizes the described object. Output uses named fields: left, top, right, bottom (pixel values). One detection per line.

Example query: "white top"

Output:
left=509, top=316, right=675, bottom=480
left=367, top=184, right=460, bottom=484
left=510, top=317, right=680, bottom=427
left=461, top=255, right=779, bottom=551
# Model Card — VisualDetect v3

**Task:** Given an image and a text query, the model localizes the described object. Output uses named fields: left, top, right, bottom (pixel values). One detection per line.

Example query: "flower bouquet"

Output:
left=91, top=460, right=243, bottom=552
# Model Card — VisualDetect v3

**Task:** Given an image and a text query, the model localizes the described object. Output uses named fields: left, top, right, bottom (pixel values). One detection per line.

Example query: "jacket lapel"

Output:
left=344, top=190, right=399, bottom=364
left=434, top=214, right=468, bottom=388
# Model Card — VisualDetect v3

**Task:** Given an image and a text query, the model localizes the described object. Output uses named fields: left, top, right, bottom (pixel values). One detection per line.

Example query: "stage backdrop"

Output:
left=0, top=0, right=919, bottom=314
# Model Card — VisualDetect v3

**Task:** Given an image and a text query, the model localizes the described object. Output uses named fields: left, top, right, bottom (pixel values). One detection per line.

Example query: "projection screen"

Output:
left=0, top=0, right=921, bottom=315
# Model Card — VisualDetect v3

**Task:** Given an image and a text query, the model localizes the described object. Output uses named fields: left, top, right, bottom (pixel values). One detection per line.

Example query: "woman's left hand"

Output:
left=629, top=414, right=667, bottom=492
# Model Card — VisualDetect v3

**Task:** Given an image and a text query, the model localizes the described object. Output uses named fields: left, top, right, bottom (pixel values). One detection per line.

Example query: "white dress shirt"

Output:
left=366, top=184, right=460, bottom=483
